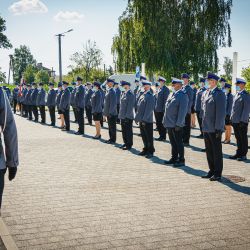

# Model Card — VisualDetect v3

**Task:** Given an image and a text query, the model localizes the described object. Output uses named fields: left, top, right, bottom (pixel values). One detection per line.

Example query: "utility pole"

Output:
left=55, top=29, right=73, bottom=84
left=232, top=52, right=238, bottom=95
left=8, top=54, right=13, bottom=84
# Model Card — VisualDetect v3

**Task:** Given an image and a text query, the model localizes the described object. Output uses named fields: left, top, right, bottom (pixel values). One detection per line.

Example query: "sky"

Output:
left=0, top=0, right=250, bottom=82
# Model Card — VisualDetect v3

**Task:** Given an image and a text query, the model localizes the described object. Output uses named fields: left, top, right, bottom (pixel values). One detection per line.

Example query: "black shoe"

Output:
left=173, top=161, right=185, bottom=167
left=164, top=158, right=177, bottom=165
left=229, top=155, right=239, bottom=160
left=155, top=137, right=165, bottom=141
left=123, top=146, right=131, bottom=150
left=201, top=149, right=206, bottom=152
left=92, top=135, right=101, bottom=140
left=201, top=173, right=214, bottom=179
left=210, top=176, right=221, bottom=181
left=139, top=151, right=147, bottom=156
left=196, top=134, right=204, bottom=139
left=119, top=144, right=126, bottom=149
left=74, top=131, right=84, bottom=135
left=146, top=153, right=154, bottom=159
left=106, top=140, right=115, bottom=144
left=237, top=156, right=247, bottom=161
left=183, top=143, right=190, bottom=147
left=62, top=128, right=69, bottom=131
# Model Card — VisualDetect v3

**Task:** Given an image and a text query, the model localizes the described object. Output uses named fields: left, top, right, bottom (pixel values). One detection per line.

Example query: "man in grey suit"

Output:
left=103, top=79, right=117, bottom=144
left=163, top=78, right=188, bottom=167
left=201, top=72, right=226, bottom=181
left=36, top=83, right=46, bottom=124
left=0, top=87, right=19, bottom=215
left=60, top=81, right=71, bottom=131
left=119, top=80, right=135, bottom=150
left=230, top=78, right=250, bottom=161
left=181, top=73, right=194, bottom=146
left=135, top=80, right=155, bottom=158
left=74, top=77, right=85, bottom=135
left=155, top=76, right=170, bottom=141
left=47, top=83, right=57, bottom=126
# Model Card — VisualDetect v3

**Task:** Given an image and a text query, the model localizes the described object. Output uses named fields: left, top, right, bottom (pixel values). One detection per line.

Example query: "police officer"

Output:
left=219, top=77, right=226, bottom=90
left=119, top=80, right=135, bottom=150
left=20, top=83, right=28, bottom=117
left=135, top=76, right=146, bottom=113
left=36, top=83, right=46, bottom=124
left=230, top=78, right=250, bottom=161
left=194, top=78, right=207, bottom=138
left=47, top=83, right=57, bottom=126
left=181, top=73, right=194, bottom=146
left=103, top=79, right=117, bottom=144
left=223, top=83, right=233, bottom=144
left=201, top=72, right=226, bottom=181
left=163, top=78, right=188, bottom=167
left=12, top=85, right=19, bottom=114
left=135, top=80, right=155, bottom=158
left=91, top=82, right=103, bottom=139
left=59, top=81, right=71, bottom=131
left=70, top=82, right=78, bottom=123
left=75, top=77, right=85, bottom=135
left=114, top=82, right=121, bottom=123
left=134, top=79, right=140, bottom=95
left=56, top=82, right=65, bottom=129
left=190, top=81, right=197, bottom=128
left=154, top=76, right=170, bottom=141
left=31, top=82, right=39, bottom=122
left=0, top=87, right=19, bottom=215
left=85, top=82, right=93, bottom=125
left=25, top=84, right=33, bottom=120
left=3, top=86, right=11, bottom=99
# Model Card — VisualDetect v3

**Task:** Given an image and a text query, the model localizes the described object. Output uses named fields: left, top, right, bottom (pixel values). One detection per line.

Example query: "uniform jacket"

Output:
left=225, top=92, right=233, bottom=116
left=202, top=87, right=226, bottom=133
left=20, top=88, right=27, bottom=103
left=134, top=86, right=140, bottom=95
left=194, top=87, right=206, bottom=112
left=231, top=90, right=250, bottom=124
left=36, top=88, right=46, bottom=106
left=56, top=89, right=63, bottom=109
left=182, top=84, right=194, bottom=114
left=70, top=87, right=77, bottom=107
left=30, top=88, right=39, bottom=106
left=59, top=87, right=70, bottom=111
left=25, top=89, right=33, bottom=105
left=91, top=90, right=103, bottom=113
left=12, top=88, right=19, bottom=100
left=118, top=90, right=135, bottom=120
left=135, top=90, right=144, bottom=109
left=46, top=89, right=56, bottom=107
left=155, top=85, right=170, bottom=113
left=103, top=88, right=117, bottom=116
left=163, top=90, right=188, bottom=128
left=135, top=91, right=155, bottom=123
left=85, top=88, right=94, bottom=107
left=75, top=85, right=85, bottom=109
left=0, top=87, right=19, bottom=170
left=115, top=87, right=121, bottom=106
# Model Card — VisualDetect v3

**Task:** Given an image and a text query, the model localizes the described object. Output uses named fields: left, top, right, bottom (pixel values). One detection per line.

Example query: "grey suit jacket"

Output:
left=103, top=88, right=117, bottom=116
left=91, top=90, right=103, bottom=113
left=182, top=84, right=194, bottom=114
left=47, top=89, right=56, bottom=107
left=119, top=90, right=135, bottom=120
left=59, top=88, right=71, bottom=111
left=75, top=85, right=85, bottom=109
left=36, top=88, right=46, bottom=106
left=155, top=85, right=170, bottom=112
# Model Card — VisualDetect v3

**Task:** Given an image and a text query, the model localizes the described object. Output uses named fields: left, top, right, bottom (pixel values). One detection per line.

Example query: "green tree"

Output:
left=112, top=0, right=232, bottom=80
left=222, top=57, right=233, bottom=81
left=13, top=45, right=36, bottom=83
left=241, top=65, right=250, bottom=92
left=35, top=70, right=49, bottom=84
left=70, top=40, right=103, bottom=81
left=23, top=65, right=37, bottom=84
left=0, top=67, right=6, bottom=83
left=0, top=16, right=12, bottom=49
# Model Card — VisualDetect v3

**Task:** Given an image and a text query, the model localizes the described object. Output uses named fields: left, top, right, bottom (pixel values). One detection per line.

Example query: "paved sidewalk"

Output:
left=1, top=113, right=250, bottom=250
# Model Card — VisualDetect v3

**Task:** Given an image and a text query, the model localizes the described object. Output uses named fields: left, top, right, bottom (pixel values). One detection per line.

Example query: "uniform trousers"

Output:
left=77, top=108, right=85, bottom=133
left=107, top=115, right=117, bottom=142
left=196, top=111, right=203, bottom=134
left=13, top=99, right=18, bottom=114
left=183, top=113, right=191, bottom=143
left=232, top=123, right=248, bottom=157
left=121, top=118, right=133, bottom=148
left=155, top=111, right=167, bottom=139
left=0, top=168, right=6, bottom=209
left=32, top=105, right=38, bottom=121
left=39, top=106, right=46, bottom=123
left=167, top=127, right=184, bottom=161
left=27, top=105, right=33, bottom=120
left=48, top=106, right=56, bottom=125
left=117, top=104, right=120, bottom=123
left=72, top=107, right=78, bottom=122
left=85, top=106, right=92, bottom=124
left=63, top=109, right=70, bottom=131
left=204, top=132, right=223, bottom=177
left=140, top=122, right=155, bottom=154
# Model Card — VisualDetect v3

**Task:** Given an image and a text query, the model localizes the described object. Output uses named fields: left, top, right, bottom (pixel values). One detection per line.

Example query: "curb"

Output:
left=0, top=217, right=18, bottom=250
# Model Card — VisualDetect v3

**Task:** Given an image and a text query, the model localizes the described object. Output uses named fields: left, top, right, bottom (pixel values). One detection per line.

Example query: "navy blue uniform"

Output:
left=36, top=88, right=46, bottom=123
left=75, top=85, right=86, bottom=134
left=85, top=88, right=93, bottom=125
left=47, top=89, right=57, bottom=126
left=194, top=87, right=206, bottom=134
left=60, top=87, right=71, bottom=131
left=31, top=87, right=39, bottom=121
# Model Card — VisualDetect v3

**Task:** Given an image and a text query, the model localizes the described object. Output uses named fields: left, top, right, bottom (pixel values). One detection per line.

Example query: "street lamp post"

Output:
left=55, top=29, right=73, bottom=83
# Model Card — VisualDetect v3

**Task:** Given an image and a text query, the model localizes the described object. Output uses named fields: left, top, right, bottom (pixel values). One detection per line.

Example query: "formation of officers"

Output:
left=11, top=72, right=250, bottom=182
